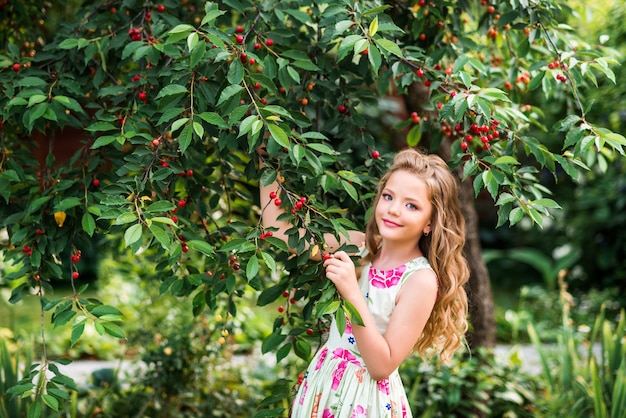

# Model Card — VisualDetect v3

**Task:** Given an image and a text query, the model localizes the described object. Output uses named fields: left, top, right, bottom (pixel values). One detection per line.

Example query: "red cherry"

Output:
left=371, top=150, right=380, bottom=159
left=178, top=199, right=186, bottom=207
left=416, top=68, right=425, bottom=77
left=338, top=105, right=346, bottom=113
left=92, top=179, right=100, bottom=187
left=248, top=57, right=255, bottom=65
left=182, top=245, right=189, bottom=253
left=460, top=141, right=468, bottom=150
left=12, top=63, right=20, bottom=71
left=253, top=42, right=261, bottom=50
left=266, top=38, right=274, bottom=47
left=274, top=198, right=282, bottom=206
left=138, top=91, right=147, bottom=100
left=235, top=25, right=244, bottom=33
left=278, top=306, right=285, bottom=313
left=72, top=272, right=80, bottom=279
left=323, top=253, right=331, bottom=261
left=410, top=112, right=420, bottom=123
left=36, top=228, right=44, bottom=235
left=156, top=4, right=165, bottom=12
left=171, top=215, right=178, bottom=223
left=306, top=328, right=314, bottom=335
left=235, top=35, right=244, bottom=44
left=186, top=169, right=193, bottom=177
left=282, top=291, right=290, bottom=297
left=269, top=191, right=277, bottom=199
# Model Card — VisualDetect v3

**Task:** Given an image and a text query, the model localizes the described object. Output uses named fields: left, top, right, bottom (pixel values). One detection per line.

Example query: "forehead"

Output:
left=384, top=170, right=430, bottom=197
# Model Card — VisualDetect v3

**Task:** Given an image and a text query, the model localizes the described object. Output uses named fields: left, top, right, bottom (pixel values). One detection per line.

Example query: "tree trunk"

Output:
left=403, top=83, right=496, bottom=349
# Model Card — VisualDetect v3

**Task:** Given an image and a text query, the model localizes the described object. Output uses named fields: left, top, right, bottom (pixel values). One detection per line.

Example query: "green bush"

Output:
left=529, top=280, right=626, bottom=417
left=400, top=347, right=541, bottom=418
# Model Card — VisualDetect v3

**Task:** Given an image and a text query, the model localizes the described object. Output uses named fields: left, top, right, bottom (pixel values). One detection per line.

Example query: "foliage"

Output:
left=1, top=335, right=35, bottom=418
left=528, top=278, right=626, bottom=417
left=0, top=0, right=624, bottom=416
left=399, top=346, right=540, bottom=417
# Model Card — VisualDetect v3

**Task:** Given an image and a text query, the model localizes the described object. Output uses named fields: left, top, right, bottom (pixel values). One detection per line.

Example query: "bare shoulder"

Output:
left=397, top=266, right=438, bottom=304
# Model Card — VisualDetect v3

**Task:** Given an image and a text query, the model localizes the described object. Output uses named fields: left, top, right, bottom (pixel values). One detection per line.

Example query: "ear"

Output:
left=423, top=223, right=431, bottom=236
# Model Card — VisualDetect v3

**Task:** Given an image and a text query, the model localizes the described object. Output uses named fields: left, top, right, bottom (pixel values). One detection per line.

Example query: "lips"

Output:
left=382, top=219, right=401, bottom=228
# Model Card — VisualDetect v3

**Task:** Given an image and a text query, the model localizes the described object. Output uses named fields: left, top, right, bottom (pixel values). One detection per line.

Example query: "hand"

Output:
left=323, top=251, right=360, bottom=300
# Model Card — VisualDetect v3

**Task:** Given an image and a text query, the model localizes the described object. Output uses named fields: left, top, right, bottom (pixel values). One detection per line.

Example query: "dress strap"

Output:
left=399, top=257, right=435, bottom=286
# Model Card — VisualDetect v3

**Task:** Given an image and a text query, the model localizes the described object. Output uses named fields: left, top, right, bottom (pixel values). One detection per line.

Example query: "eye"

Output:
left=406, top=202, right=417, bottom=210
left=382, top=193, right=392, bottom=201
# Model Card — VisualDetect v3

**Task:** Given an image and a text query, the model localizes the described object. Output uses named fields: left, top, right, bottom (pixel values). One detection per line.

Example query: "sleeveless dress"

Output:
left=291, top=256, right=434, bottom=418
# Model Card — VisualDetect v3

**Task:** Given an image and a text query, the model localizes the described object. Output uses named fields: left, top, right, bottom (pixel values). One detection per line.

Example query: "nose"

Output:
left=387, top=200, right=400, bottom=215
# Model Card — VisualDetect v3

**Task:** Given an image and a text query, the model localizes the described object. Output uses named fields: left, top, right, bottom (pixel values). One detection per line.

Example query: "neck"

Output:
left=373, top=240, right=423, bottom=269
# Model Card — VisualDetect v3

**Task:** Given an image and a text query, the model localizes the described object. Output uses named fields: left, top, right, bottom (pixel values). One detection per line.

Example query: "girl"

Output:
left=259, top=148, right=469, bottom=417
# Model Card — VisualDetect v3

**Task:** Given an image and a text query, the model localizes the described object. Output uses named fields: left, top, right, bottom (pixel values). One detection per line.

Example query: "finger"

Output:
left=333, top=251, right=352, bottom=264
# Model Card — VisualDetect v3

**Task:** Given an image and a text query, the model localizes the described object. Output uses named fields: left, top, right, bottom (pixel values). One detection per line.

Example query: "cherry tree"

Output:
left=0, top=0, right=623, bottom=415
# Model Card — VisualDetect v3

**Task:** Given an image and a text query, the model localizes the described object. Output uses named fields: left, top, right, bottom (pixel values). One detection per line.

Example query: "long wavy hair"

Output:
left=363, top=148, right=469, bottom=363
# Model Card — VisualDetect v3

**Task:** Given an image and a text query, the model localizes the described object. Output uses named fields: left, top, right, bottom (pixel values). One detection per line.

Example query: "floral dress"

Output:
left=291, top=256, right=433, bottom=418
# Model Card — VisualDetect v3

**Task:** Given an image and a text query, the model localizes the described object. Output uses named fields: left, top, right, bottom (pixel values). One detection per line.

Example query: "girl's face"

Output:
left=375, top=169, right=432, bottom=246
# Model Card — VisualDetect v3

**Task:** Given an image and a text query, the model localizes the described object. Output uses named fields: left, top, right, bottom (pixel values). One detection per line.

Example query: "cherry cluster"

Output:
left=459, top=121, right=500, bottom=152
left=71, top=249, right=82, bottom=279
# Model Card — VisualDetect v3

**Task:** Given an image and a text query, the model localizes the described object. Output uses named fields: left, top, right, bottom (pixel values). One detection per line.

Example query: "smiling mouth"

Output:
left=382, top=219, right=401, bottom=228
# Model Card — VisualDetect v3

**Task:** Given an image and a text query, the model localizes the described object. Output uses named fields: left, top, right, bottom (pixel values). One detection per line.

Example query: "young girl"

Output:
left=259, top=148, right=469, bottom=417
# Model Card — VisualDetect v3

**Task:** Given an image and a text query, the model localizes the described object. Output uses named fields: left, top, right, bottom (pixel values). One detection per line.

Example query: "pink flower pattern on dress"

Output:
left=315, top=347, right=329, bottom=370
left=377, top=377, right=390, bottom=395
left=351, top=405, right=367, bottom=417
left=322, top=409, right=335, bottom=418
left=370, top=265, right=406, bottom=289
left=330, top=348, right=362, bottom=390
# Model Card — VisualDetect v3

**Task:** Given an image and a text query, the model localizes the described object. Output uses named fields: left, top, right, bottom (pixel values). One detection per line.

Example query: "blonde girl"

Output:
left=260, top=148, right=469, bottom=417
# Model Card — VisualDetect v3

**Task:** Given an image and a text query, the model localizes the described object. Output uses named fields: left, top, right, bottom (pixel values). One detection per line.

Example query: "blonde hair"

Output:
left=364, top=148, right=469, bottom=363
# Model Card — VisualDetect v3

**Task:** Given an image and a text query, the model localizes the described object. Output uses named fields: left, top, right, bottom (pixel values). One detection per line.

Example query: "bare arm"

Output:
left=258, top=157, right=365, bottom=258
left=324, top=251, right=438, bottom=380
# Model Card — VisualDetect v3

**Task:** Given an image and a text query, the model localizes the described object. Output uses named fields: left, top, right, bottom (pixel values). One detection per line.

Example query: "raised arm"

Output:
left=258, top=155, right=364, bottom=259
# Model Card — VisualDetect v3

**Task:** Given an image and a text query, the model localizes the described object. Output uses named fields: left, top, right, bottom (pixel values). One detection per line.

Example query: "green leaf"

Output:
left=113, top=212, right=137, bottom=225
left=55, top=197, right=81, bottom=212
left=58, top=38, right=79, bottom=49
left=156, top=84, right=188, bottom=99
left=91, top=135, right=118, bottom=149
left=168, top=24, right=195, bottom=34
left=239, top=115, right=259, bottom=137
left=85, top=121, right=117, bottom=132
left=81, top=213, right=95, bottom=237
left=198, top=112, right=228, bottom=128
left=367, top=44, right=382, bottom=74
left=268, top=124, right=290, bottom=148
left=101, top=322, right=126, bottom=339
left=217, top=84, right=243, bottom=107
left=124, top=223, right=143, bottom=247
left=246, top=254, right=259, bottom=280
left=70, top=322, right=85, bottom=347
left=261, top=251, right=276, bottom=272
left=145, top=201, right=176, bottom=213
left=178, top=124, right=193, bottom=154
left=406, top=124, right=422, bottom=147
left=374, top=38, right=403, bottom=58
left=148, top=223, right=170, bottom=250
left=186, top=240, right=214, bottom=256
left=27, top=94, right=47, bottom=107
left=192, top=121, right=204, bottom=139
left=509, top=207, right=523, bottom=226
left=533, top=198, right=561, bottom=209
left=42, top=394, right=59, bottom=412
left=228, top=59, right=244, bottom=85
left=171, top=117, right=189, bottom=133
left=340, top=180, right=358, bottom=202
